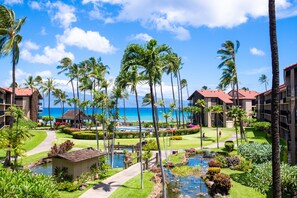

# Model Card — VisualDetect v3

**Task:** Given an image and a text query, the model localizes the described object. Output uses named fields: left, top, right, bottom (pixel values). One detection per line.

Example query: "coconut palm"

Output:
left=181, top=79, right=189, bottom=98
left=0, top=5, right=26, bottom=105
left=40, top=78, right=56, bottom=129
left=195, top=99, right=206, bottom=149
left=227, top=106, right=245, bottom=146
left=122, top=39, right=171, bottom=197
left=268, top=0, right=281, bottom=196
left=52, top=89, right=68, bottom=120
left=207, top=105, right=223, bottom=148
left=202, top=86, right=208, bottom=90
left=259, top=74, right=269, bottom=91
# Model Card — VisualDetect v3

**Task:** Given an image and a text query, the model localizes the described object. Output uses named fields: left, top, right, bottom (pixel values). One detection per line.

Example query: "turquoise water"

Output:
left=42, top=107, right=174, bottom=122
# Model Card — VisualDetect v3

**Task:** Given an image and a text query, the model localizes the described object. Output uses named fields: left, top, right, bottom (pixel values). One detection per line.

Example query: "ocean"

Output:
left=42, top=107, right=175, bottom=122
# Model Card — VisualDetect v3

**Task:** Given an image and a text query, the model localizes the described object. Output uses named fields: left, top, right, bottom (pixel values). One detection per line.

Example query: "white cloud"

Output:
left=3, top=68, right=30, bottom=87
left=4, top=0, right=23, bottom=5
left=28, top=1, right=42, bottom=10
left=40, top=27, right=47, bottom=35
left=242, top=67, right=270, bottom=75
left=23, top=40, right=40, bottom=50
left=250, top=47, right=265, bottom=56
left=130, top=33, right=153, bottom=42
left=82, top=0, right=293, bottom=40
left=21, top=43, right=74, bottom=65
left=34, top=70, right=53, bottom=78
left=46, top=1, right=77, bottom=29
left=57, top=27, right=116, bottom=54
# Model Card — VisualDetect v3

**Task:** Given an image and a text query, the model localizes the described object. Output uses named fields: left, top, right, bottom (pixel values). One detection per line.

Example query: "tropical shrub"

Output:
left=19, top=118, right=37, bottom=129
left=250, top=121, right=271, bottom=132
left=48, top=140, right=74, bottom=157
left=212, top=173, right=232, bottom=195
left=207, top=167, right=221, bottom=175
left=214, top=155, right=228, bottom=168
left=231, top=157, right=252, bottom=172
left=61, top=127, right=80, bottom=134
left=143, top=139, right=158, bottom=151
left=170, top=136, right=182, bottom=140
left=226, top=156, right=240, bottom=168
left=42, top=116, right=54, bottom=125
left=224, top=141, right=234, bottom=152
left=208, top=160, right=221, bottom=167
left=237, top=143, right=272, bottom=164
left=0, top=169, right=58, bottom=197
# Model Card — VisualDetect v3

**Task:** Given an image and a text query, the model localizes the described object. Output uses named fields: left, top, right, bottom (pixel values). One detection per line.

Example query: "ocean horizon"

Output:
left=42, top=107, right=179, bottom=122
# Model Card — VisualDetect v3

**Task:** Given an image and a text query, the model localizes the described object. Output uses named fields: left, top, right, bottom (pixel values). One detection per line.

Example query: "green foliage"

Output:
left=226, top=156, right=240, bottom=167
left=143, top=139, right=158, bottom=151
left=242, top=117, right=257, bottom=127
left=237, top=143, right=272, bottom=164
left=54, top=167, right=73, bottom=182
left=224, top=140, right=234, bottom=152
left=57, top=181, right=80, bottom=192
left=250, top=122, right=271, bottom=132
left=171, top=166, right=201, bottom=177
left=207, top=167, right=221, bottom=175
left=215, top=155, right=228, bottom=168
left=143, top=150, right=152, bottom=160
left=18, top=118, right=37, bottom=129
left=61, top=127, right=80, bottom=134
left=212, top=173, right=232, bottom=195
left=170, top=136, right=182, bottom=140
left=42, top=116, right=54, bottom=125
left=0, top=169, right=59, bottom=197
left=231, top=157, right=252, bottom=172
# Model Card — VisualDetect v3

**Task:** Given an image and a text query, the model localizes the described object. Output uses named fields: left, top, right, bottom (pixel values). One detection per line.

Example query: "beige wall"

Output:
left=242, top=100, right=253, bottom=117
left=22, top=97, right=30, bottom=119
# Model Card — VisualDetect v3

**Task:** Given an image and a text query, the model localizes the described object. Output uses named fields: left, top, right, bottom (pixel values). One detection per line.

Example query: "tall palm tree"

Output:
left=269, top=0, right=281, bottom=196
left=227, top=106, right=245, bottom=146
left=259, top=74, right=269, bottom=91
left=0, top=5, right=26, bottom=106
left=122, top=39, right=172, bottom=197
left=181, top=79, right=189, bottom=98
left=52, top=89, right=68, bottom=120
left=207, top=105, right=223, bottom=148
left=40, top=78, right=56, bottom=129
left=195, top=99, right=206, bottom=149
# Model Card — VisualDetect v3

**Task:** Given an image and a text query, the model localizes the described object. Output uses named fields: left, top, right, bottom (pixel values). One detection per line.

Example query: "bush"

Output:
left=48, top=140, right=74, bottom=157
left=61, top=127, right=80, bottom=134
left=207, top=167, right=221, bottom=175
left=215, top=155, right=228, bottom=168
left=19, top=118, right=37, bottom=129
left=143, top=139, right=158, bottom=151
left=42, top=116, right=54, bottom=125
left=170, top=136, right=182, bottom=140
left=224, top=141, right=234, bottom=152
left=212, top=173, right=232, bottom=195
left=208, top=160, right=221, bottom=167
left=0, top=169, right=58, bottom=197
left=231, top=157, right=252, bottom=172
left=237, top=143, right=272, bottom=164
left=250, top=121, right=271, bottom=132
left=226, top=156, right=240, bottom=168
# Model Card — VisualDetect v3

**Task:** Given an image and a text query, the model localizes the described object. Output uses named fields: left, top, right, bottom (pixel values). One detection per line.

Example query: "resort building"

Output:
left=187, top=89, right=259, bottom=128
left=0, top=87, right=43, bottom=128
left=256, top=62, right=297, bottom=165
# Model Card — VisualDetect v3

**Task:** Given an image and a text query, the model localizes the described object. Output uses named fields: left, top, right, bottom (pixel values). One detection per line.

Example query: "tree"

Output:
left=227, top=106, right=245, bottom=146
left=195, top=99, right=206, bottom=149
left=0, top=5, right=26, bottom=106
left=241, top=87, right=249, bottom=91
left=181, top=79, right=189, bottom=98
left=268, top=0, right=282, bottom=196
left=122, top=39, right=172, bottom=197
left=24, top=75, right=41, bottom=120
left=202, top=86, right=208, bottom=90
left=259, top=74, right=269, bottom=91
left=52, top=89, right=68, bottom=119
left=207, top=105, right=223, bottom=148
left=40, top=78, right=56, bottom=129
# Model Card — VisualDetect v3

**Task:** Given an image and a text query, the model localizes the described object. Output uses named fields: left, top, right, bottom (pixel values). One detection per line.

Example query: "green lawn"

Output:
left=0, top=130, right=47, bottom=158
left=245, top=129, right=286, bottom=146
left=109, top=171, right=155, bottom=198
left=21, top=151, right=49, bottom=167
left=55, top=127, right=234, bottom=150
left=59, top=168, right=123, bottom=198
left=221, top=169, right=266, bottom=198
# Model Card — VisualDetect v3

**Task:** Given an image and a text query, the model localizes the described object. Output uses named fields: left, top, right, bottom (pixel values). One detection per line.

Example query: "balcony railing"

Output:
left=265, top=99, right=271, bottom=104
left=280, top=110, right=289, bottom=116
left=0, top=111, right=4, bottom=116
left=0, top=98, right=3, bottom=104
left=264, top=109, right=271, bottom=114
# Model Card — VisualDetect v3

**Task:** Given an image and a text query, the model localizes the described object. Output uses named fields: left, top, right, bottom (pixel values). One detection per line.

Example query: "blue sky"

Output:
left=1, top=0, right=297, bottom=101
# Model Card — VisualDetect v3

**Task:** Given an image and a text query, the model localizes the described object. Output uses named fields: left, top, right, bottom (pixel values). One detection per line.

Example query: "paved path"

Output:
left=80, top=162, right=143, bottom=198
left=25, top=130, right=56, bottom=156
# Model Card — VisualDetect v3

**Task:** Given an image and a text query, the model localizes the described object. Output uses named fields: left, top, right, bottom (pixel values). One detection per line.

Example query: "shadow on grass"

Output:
left=93, top=181, right=139, bottom=192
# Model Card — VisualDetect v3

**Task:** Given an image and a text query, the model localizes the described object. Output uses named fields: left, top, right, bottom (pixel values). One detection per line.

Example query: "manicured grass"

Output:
left=245, top=129, right=286, bottom=146
left=21, top=151, right=48, bottom=167
left=0, top=130, right=47, bottom=158
left=221, top=168, right=266, bottom=198
left=165, top=152, right=185, bottom=163
left=109, top=171, right=155, bottom=198
left=59, top=168, right=123, bottom=198
left=55, top=127, right=234, bottom=150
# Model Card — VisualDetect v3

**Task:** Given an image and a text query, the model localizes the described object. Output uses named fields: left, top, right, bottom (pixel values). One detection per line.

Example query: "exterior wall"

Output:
left=52, top=158, right=75, bottom=178
left=22, top=97, right=30, bottom=118
left=242, top=100, right=253, bottom=117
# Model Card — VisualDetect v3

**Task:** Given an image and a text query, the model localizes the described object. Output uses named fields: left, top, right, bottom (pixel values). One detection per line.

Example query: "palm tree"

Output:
left=227, top=106, right=245, bottom=146
left=269, top=0, right=281, bottom=196
left=181, top=79, right=189, bottom=98
left=40, top=78, right=56, bottom=129
left=195, top=99, right=206, bottom=149
left=0, top=5, right=26, bottom=105
left=122, top=39, right=172, bottom=197
left=207, top=105, right=223, bottom=148
left=52, top=89, right=68, bottom=120
left=259, top=74, right=269, bottom=91
left=202, top=86, right=208, bottom=90
left=241, top=87, right=249, bottom=91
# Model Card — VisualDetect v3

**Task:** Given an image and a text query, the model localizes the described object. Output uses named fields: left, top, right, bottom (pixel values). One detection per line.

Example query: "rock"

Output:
left=185, top=148, right=196, bottom=153
left=150, top=166, right=161, bottom=173
left=151, top=175, right=161, bottom=183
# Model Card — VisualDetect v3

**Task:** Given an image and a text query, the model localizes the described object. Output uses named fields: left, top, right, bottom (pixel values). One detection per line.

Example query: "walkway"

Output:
left=80, top=162, right=143, bottom=198
left=25, top=130, right=56, bottom=156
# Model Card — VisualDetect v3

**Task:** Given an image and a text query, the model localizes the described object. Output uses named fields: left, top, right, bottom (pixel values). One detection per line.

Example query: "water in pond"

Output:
left=166, top=155, right=211, bottom=198
left=31, top=153, right=125, bottom=175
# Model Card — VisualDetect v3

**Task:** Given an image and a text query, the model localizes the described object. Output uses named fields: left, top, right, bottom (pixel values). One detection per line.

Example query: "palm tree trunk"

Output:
left=123, top=99, right=127, bottom=126
left=77, top=79, right=81, bottom=129
left=186, top=85, right=189, bottom=98
left=160, top=83, right=168, bottom=127
left=70, top=80, right=77, bottom=126
left=269, top=0, right=282, bottom=196
left=135, top=89, right=144, bottom=189
left=149, top=75, right=166, bottom=198
left=234, top=117, right=239, bottom=147
left=111, top=98, right=118, bottom=168
left=171, top=73, right=178, bottom=128
left=154, top=84, right=159, bottom=129
left=49, top=91, right=52, bottom=129
left=199, top=113, right=203, bottom=149
left=178, top=71, right=185, bottom=128
left=92, top=81, right=95, bottom=122
left=216, top=113, right=219, bottom=148
left=176, top=77, right=181, bottom=128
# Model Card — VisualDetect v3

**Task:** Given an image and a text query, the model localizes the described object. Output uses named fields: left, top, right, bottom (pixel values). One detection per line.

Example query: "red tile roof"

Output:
left=256, top=84, right=286, bottom=96
left=1, top=88, right=37, bottom=96
left=284, top=62, right=297, bottom=71
left=229, top=90, right=260, bottom=100
left=197, top=90, right=233, bottom=104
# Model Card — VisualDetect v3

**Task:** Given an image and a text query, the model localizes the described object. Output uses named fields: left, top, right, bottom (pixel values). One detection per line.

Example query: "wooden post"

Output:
left=145, top=158, right=149, bottom=170
left=132, top=145, right=135, bottom=153
left=137, top=151, right=140, bottom=162
left=118, top=142, right=120, bottom=150
left=155, top=153, right=159, bottom=164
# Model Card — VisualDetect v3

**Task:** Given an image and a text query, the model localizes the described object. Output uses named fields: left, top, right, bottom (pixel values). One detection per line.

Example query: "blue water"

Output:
left=166, top=155, right=211, bottom=198
left=42, top=107, right=175, bottom=122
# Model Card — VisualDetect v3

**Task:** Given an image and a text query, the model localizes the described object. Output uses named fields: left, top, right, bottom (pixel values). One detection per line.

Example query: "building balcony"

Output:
left=0, top=98, right=3, bottom=104
left=0, top=111, right=4, bottom=116
left=287, top=86, right=291, bottom=97
left=0, top=122, right=4, bottom=129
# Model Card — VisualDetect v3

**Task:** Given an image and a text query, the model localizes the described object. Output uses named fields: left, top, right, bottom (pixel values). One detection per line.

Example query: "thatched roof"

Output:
left=53, top=147, right=105, bottom=162
left=55, top=110, right=91, bottom=120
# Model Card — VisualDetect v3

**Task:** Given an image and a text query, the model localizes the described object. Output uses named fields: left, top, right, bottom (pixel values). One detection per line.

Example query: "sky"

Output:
left=1, top=0, right=297, bottom=106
